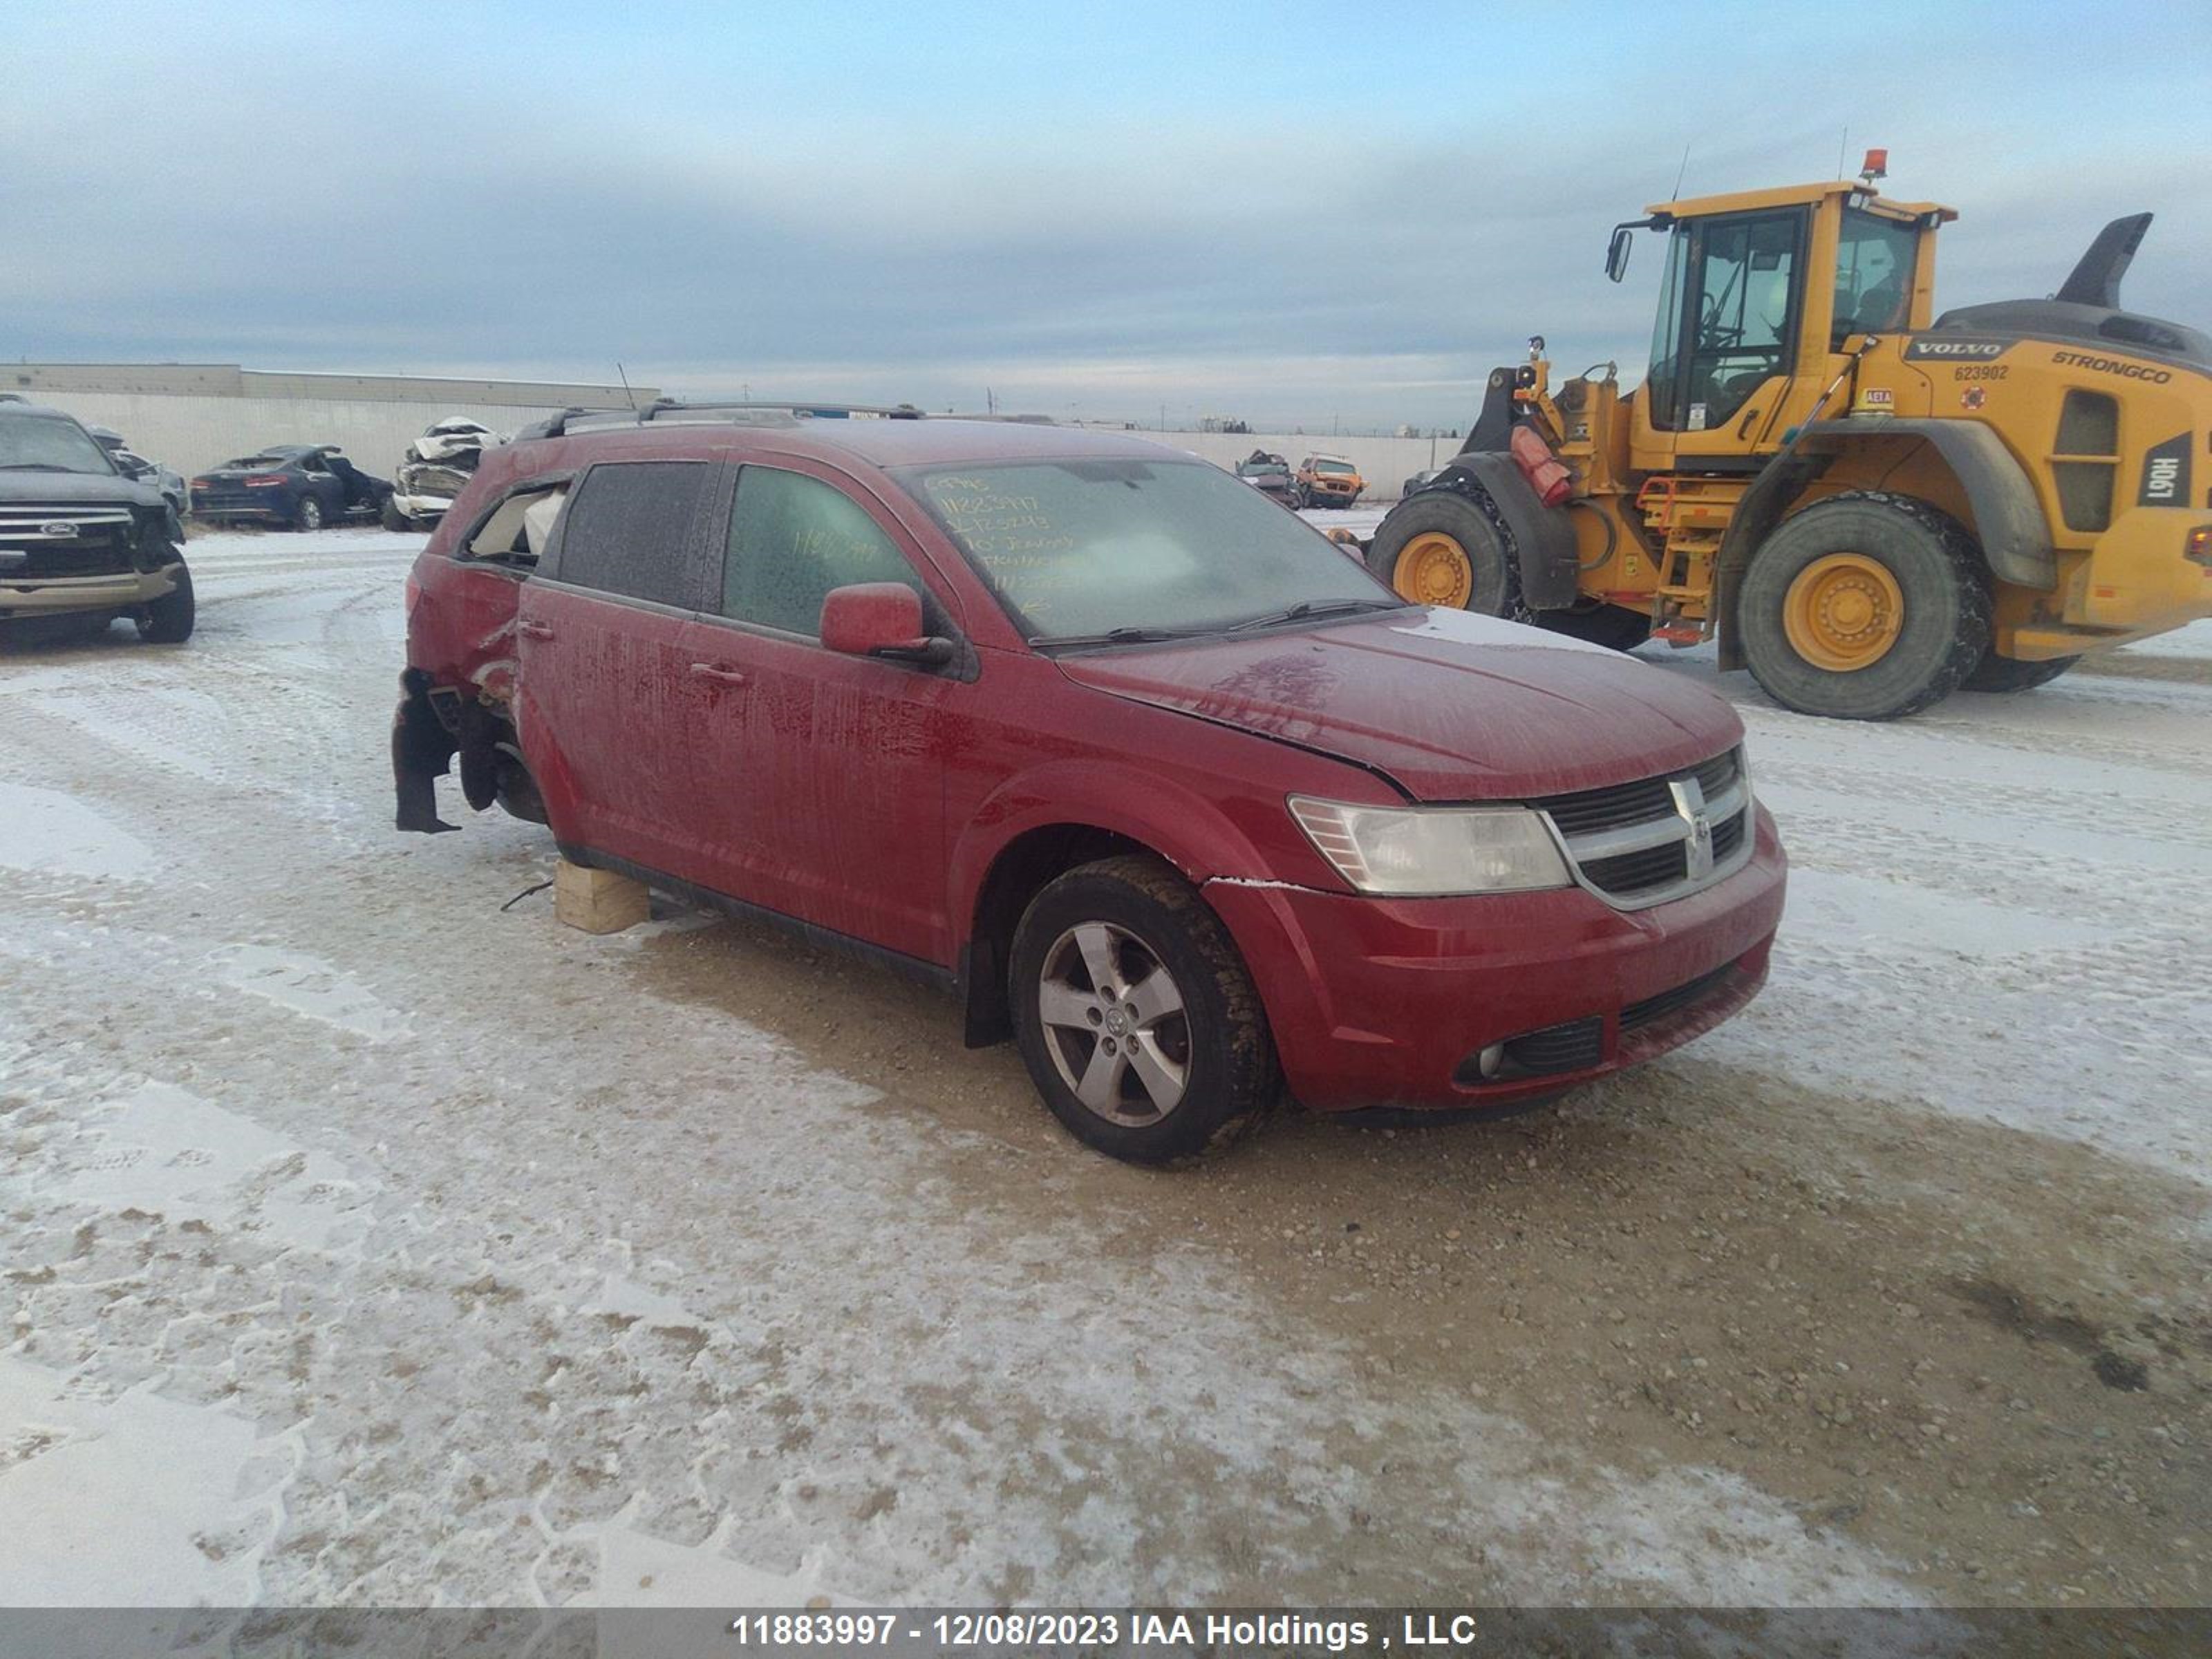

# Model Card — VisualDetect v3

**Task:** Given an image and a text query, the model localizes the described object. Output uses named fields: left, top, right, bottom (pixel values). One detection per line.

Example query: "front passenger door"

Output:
left=680, top=463, right=964, bottom=966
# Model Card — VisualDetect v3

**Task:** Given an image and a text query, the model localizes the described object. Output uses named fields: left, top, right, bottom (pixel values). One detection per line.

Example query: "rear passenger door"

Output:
left=679, top=462, right=963, bottom=966
left=515, top=458, right=722, bottom=874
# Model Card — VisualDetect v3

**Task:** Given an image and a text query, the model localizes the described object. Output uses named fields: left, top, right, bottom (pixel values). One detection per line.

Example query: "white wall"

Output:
left=28, top=387, right=1463, bottom=505
left=29, top=392, right=588, bottom=480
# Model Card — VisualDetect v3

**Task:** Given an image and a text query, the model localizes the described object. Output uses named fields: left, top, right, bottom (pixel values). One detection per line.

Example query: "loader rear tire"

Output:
left=1737, top=492, right=1989, bottom=721
left=1366, top=487, right=1518, bottom=616
left=1962, top=648, right=2077, bottom=693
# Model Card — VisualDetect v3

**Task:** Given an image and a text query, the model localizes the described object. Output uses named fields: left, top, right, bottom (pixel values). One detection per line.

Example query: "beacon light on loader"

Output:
left=2186, top=527, right=2212, bottom=570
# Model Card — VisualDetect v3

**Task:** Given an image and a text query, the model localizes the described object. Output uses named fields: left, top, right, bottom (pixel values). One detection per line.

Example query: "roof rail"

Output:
left=516, top=398, right=930, bottom=441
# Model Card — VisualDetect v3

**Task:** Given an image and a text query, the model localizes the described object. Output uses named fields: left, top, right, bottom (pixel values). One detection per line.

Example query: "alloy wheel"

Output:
left=1037, top=921, right=1191, bottom=1127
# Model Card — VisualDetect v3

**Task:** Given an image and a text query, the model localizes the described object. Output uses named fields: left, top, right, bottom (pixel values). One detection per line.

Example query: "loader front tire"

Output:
left=1366, top=487, right=1518, bottom=616
left=1738, top=492, right=1989, bottom=721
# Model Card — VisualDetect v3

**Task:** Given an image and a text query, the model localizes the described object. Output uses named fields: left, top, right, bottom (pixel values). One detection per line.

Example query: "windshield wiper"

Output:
left=1227, top=597, right=1405, bottom=632
left=1029, top=624, right=1217, bottom=650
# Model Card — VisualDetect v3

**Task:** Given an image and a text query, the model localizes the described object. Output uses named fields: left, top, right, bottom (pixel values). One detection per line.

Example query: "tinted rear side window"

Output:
left=552, top=460, right=714, bottom=608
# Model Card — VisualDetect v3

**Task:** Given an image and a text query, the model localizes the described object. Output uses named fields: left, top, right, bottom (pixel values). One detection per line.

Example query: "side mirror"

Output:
left=1605, top=225, right=1635, bottom=283
left=819, top=582, right=954, bottom=666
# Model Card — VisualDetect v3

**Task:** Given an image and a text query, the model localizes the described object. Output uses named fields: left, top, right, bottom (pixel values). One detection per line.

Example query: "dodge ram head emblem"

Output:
left=1669, top=777, right=1716, bottom=882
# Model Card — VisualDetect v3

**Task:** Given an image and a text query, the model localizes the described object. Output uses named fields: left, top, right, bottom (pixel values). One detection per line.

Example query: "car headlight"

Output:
left=1288, top=796, right=1571, bottom=896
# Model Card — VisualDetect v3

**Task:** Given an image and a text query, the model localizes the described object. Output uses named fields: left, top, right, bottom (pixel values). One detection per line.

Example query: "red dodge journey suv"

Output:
left=395, top=411, right=1785, bottom=1163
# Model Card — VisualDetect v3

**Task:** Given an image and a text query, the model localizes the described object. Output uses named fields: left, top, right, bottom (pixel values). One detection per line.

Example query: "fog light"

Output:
left=1476, top=1042, right=1506, bottom=1079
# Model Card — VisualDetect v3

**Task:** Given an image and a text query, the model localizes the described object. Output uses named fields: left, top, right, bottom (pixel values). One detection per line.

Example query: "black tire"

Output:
left=381, top=496, right=413, bottom=533
left=1737, top=491, right=1990, bottom=720
left=1536, top=600, right=1651, bottom=653
left=1365, top=485, right=1519, bottom=615
left=1963, top=648, right=2077, bottom=693
left=1010, top=854, right=1279, bottom=1165
left=137, top=561, right=195, bottom=644
left=294, top=495, right=324, bottom=532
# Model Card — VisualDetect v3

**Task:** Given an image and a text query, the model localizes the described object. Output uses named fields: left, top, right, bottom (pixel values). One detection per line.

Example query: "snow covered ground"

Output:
left=1, top=528, right=2206, bottom=1615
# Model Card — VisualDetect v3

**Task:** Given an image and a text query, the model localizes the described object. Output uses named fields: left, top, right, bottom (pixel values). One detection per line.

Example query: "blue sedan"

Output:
left=189, top=445, right=391, bottom=531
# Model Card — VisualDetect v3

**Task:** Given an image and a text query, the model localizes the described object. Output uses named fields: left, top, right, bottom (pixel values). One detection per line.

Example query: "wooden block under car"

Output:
left=554, top=859, right=651, bottom=935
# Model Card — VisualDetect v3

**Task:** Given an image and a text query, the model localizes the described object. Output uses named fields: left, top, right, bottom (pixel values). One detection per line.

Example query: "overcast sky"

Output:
left=7, top=0, right=2209, bottom=430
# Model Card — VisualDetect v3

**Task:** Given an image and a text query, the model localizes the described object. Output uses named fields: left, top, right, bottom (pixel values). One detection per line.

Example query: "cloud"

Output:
left=6, top=3, right=2209, bottom=429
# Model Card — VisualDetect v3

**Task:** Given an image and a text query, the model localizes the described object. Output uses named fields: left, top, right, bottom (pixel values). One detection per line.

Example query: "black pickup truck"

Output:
left=0, top=396, right=194, bottom=643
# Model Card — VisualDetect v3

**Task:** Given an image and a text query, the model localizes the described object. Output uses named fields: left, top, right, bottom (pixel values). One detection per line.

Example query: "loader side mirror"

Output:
left=1606, top=226, right=1635, bottom=283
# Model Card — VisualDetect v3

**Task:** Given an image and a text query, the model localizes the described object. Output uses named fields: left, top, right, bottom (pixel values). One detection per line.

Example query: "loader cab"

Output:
left=1620, top=180, right=1951, bottom=474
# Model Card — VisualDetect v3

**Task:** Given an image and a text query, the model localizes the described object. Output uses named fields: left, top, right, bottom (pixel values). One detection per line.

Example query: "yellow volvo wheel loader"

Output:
left=1367, top=155, right=2212, bottom=718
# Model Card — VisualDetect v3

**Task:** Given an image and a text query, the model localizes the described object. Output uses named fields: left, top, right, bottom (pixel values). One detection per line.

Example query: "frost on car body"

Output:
left=396, top=412, right=1785, bottom=1163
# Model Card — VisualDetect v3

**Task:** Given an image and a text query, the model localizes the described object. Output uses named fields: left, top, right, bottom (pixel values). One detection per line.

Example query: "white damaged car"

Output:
left=384, top=415, right=505, bottom=532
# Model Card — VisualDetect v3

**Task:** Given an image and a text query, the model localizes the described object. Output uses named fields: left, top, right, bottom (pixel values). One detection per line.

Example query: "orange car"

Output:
left=1295, top=454, right=1364, bottom=508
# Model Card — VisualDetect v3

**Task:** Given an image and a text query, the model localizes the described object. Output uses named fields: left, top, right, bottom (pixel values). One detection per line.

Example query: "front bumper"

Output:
left=391, top=491, right=453, bottom=521
left=1203, top=806, right=1787, bottom=1112
left=0, top=567, right=179, bottom=618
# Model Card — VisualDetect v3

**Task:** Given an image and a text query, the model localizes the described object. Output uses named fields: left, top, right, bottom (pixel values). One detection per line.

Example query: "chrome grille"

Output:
left=0, top=505, right=135, bottom=543
left=1535, top=747, right=1754, bottom=911
left=0, top=505, right=138, bottom=578
left=1537, top=775, right=1674, bottom=836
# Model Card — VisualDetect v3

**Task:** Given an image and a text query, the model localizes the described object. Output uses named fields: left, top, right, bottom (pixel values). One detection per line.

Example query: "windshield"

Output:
left=1312, top=460, right=1355, bottom=475
left=894, top=457, right=1398, bottom=641
left=0, top=414, right=117, bottom=474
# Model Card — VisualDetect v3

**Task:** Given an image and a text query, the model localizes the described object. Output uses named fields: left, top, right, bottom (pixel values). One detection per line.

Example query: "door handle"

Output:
left=688, top=662, right=748, bottom=686
left=516, top=619, right=555, bottom=640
